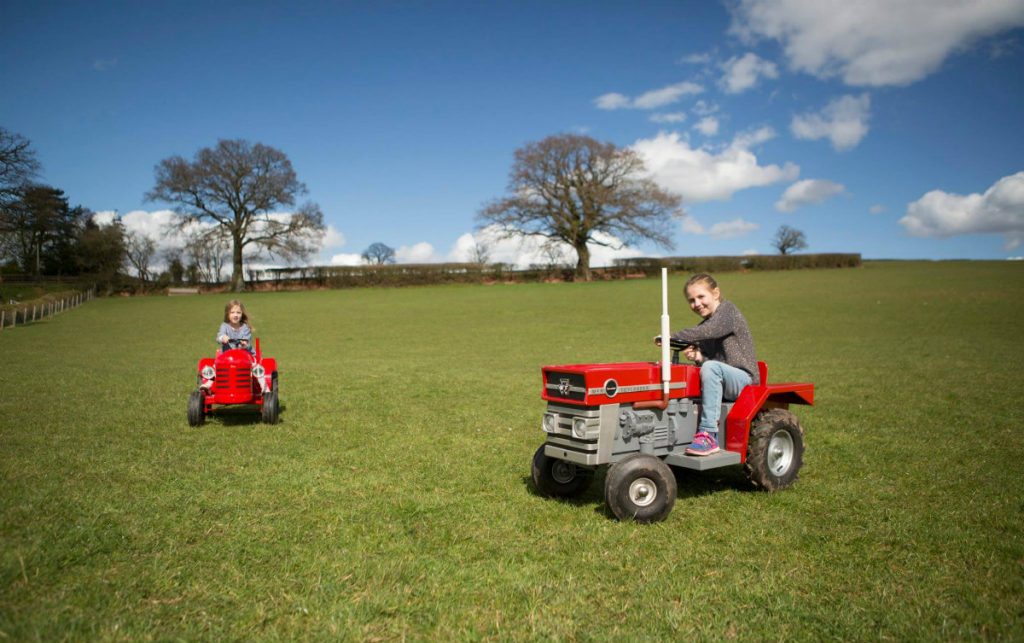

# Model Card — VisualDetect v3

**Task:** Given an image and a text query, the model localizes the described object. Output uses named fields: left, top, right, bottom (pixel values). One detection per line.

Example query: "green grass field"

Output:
left=2, top=261, right=1022, bottom=640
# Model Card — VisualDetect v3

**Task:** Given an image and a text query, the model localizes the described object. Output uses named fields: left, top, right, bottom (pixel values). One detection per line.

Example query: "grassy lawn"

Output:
left=1, top=261, right=1022, bottom=640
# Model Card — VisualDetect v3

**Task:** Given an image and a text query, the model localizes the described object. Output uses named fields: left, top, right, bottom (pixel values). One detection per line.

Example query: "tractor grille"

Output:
left=215, top=366, right=252, bottom=392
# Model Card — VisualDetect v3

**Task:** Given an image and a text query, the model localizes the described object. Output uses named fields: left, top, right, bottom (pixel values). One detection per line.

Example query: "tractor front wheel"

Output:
left=604, top=454, right=677, bottom=523
left=744, top=408, right=805, bottom=491
left=187, top=389, right=205, bottom=427
left=531, top=445, right=593, bottom=498
left=261, top=389, right=280, bottom=424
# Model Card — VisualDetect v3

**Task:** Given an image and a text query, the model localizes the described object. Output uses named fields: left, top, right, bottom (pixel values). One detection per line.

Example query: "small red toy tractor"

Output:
left=188, top=338, right=280, bottom=426
left=531, top=270, right=814, bottom=522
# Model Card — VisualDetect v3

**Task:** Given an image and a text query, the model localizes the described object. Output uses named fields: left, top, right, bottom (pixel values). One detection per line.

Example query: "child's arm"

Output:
left=216, top=322, right=231, bottom=344
left=670, top=301, right=739, bottom=343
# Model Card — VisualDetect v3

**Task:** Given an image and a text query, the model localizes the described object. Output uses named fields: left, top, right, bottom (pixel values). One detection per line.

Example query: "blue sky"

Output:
left=2, top=0, right=1024, bottom=266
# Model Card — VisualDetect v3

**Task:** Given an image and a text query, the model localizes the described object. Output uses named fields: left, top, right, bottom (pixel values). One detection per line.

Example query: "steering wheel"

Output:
left=221, top=338, right=251, bottom=351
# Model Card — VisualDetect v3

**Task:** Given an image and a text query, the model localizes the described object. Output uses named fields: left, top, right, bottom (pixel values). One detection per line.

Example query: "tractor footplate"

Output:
left=665, top=450, right=741, bottom=471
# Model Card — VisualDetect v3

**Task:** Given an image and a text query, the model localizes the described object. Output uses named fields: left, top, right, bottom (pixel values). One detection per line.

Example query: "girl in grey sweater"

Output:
left=669, top=274, right=758, bottom=456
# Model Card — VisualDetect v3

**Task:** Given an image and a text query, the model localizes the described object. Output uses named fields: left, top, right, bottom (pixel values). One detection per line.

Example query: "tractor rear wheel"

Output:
left=187, top=389, right=205, bottom=427
left=604, top=454, right=677, bottom=523
left=261, top=389, right=279, bottom=424
left=744, top=408, right=804, bottom=491
left=531, top=445, right=593, bottom=498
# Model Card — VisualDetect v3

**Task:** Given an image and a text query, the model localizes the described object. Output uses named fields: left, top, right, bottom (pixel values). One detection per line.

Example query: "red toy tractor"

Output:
left=188, top=338, right=280, bottom=426
left=531, top=270, right=814, bottom=522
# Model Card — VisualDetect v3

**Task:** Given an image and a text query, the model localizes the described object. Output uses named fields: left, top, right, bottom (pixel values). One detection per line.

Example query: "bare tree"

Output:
left=772, top=225, right=808, bottom=255
left=146, top=139, right=325, bottom=292
left=478, top=134, right=681, bottom=281
left=0, top=128, right=40, bottom=207
left=124, top=230, right=157, bottom=285
left=361, top=242, right=396, bottom=265
left=184, top=226, right=230, bottom=284
left=468, top=238, right=491, bottom=267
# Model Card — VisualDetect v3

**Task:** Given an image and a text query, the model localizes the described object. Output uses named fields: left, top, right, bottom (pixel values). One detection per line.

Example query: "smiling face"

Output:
left=686, top=282, right=721, bottom=319
left=227, top=305, right=244, bottom=326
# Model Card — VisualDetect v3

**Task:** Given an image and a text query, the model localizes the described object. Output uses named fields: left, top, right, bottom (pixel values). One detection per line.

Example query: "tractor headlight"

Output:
left=543, top=413, right=557, bottom=433
left=572, top=418, right=587, bottom=438
left=251, top=364, right=266, bottom=379
left=201, top=365, right=215, bottom=380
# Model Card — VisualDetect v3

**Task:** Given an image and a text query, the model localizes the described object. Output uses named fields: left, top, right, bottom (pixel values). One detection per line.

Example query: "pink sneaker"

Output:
left=686, top=431, right=720, bottom=456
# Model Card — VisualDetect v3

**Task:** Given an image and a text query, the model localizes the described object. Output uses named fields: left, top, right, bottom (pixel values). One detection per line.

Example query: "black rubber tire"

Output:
left=261, top=388, right=279, bottom=424
left=187, top=389, right=205, bottom=427
left=744, top=408, right=805, bottom=491
left=604, top=453, right=677, bottom=523
left=531, top=445, right=594, bottom=498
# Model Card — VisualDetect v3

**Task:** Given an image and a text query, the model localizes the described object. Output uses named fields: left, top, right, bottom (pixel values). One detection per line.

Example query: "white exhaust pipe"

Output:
left=660, top=267, right=671, bottom=394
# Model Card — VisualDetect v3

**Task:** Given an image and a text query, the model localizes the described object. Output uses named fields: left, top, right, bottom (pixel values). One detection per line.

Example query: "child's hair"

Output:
left=223, top=299, right=254, bottom=333
left=685, top=273, right=719, bottom=293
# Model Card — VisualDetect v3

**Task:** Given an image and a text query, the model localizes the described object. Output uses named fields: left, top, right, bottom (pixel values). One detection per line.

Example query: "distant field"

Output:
left=2, top=261, right=1022, bottom=640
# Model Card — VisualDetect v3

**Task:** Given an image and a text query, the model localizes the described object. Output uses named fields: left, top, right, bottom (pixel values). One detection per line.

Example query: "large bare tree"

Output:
left=1, top=127, right=40, bottom=207
left=146, top=139, right=325, bottom=291
left=478, top=134, right=681, bottom=280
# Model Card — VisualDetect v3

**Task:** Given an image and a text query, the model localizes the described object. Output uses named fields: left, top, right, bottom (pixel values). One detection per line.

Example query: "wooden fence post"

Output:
left=1, top=309, right=5, bottom=330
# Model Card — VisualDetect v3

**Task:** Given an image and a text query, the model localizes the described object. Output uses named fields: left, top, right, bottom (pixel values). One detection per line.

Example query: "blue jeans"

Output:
left=699, top=360, right=752, bottom=433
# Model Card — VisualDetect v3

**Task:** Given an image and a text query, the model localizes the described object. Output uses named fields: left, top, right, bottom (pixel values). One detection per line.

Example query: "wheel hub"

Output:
left=768, top=430, right=794, bottom=475
left=551, top=461, right=577, bottom=484
left=628, top=477, right=658, bottom=507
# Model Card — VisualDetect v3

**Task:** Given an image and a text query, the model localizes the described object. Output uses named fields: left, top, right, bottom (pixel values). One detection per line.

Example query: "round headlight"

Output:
left=251, top=364, right=266, bottom=379
left=201, top=365, right=215, bottom=379
left=543, top=413, right=557, bottom=433
left=573, top=418, right=587, bottom=438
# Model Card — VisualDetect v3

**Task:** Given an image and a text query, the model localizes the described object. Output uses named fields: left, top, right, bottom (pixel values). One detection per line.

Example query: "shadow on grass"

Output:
left=202, top=402, right=287, bottom=427
left=522, top=465, right=754, bottom=519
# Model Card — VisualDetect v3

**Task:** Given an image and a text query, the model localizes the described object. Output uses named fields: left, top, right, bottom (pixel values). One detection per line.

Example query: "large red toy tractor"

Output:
left=531, top=270, right=814, bottom=522
left=188, top=338, right=280, bottom=426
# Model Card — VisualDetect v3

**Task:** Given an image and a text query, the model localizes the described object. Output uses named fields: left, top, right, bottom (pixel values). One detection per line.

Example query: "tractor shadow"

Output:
left=205, top=402, right=287, bottom=427
left=522, top=466, right=753, bottom=519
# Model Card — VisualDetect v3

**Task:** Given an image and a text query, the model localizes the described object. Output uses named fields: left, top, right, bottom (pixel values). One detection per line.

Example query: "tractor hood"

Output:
left=542, top=362, right=699, bottom=407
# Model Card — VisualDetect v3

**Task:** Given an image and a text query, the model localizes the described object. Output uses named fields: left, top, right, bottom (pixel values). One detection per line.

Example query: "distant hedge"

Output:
left=244, top=253, right=861, bottom=289
left=611, top=253, right=862, bottom=275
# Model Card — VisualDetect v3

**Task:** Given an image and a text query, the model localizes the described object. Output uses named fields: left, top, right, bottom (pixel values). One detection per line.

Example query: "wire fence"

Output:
left=0, top=287, right=96, bottom=331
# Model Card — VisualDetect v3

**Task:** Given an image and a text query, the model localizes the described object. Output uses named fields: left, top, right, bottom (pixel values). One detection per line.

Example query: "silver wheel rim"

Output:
left=551, top=461, right=576, bottom=484
left=768, top=430, right=794, bottom=476
left=628, top=477, right=658, bottom=507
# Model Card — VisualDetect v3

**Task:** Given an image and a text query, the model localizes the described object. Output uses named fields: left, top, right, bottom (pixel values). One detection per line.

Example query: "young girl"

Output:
left=216, top=299, right=254, bottom=352
left=669, top=274, right=758, bottom=456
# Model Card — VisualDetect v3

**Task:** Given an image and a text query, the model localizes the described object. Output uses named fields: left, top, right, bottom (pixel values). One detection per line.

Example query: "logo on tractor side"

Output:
left=558, top=378, right=571, bottom=397
left=604, top=379, right=619, bottom=397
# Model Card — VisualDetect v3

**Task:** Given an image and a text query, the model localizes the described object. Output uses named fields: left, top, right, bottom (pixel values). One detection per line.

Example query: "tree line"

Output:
left=3, top=125, right=810, bottom=293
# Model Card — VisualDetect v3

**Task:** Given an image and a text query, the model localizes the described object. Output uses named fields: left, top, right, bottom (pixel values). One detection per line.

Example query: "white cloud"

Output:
left=692, top=100, right=719, bottom=116
left=92, top=57, right=118, bottom=72
left=791, top=93, right=871, bottom=151
left=395, top=241, right=440, bottom=263
left=694, top=116, right=720, bottom=136
left=681, top=216, right=706, bottom=234
left=595, top=81, right=703, bottom=110
left=869, top=204, right=887, bottom=214
left=445, top=226, right=645, bottom=269
left=595, top=93, right=631, bottom=110
left=633, top=130, right=799, bottom=202
left=720, top=52, right=779, bottom=93
left=775, top=179, right=847, bottom=212
left=680, top=215, right=759, bottom=239
left=708, top=219, right=760, bottom=239
left=679, top=52, right=712, bottom=65
left=321, top=225, right=346, bottom=249
left=743, top=248, right=760, bottom=255
left=329, top=253, right=364, bottom=266
left=730, top=0, right=1024, bottom=87
left=900, top=171, right=1024, bottom=249
left=650, top=112, right=687, bottom=124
